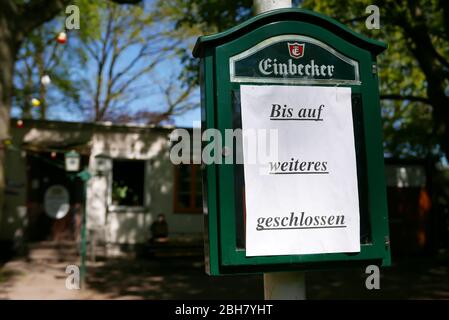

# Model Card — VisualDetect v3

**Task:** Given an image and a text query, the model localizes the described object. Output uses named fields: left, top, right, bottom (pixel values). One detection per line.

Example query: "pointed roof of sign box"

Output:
left=192, top=8, right=387, bottom=58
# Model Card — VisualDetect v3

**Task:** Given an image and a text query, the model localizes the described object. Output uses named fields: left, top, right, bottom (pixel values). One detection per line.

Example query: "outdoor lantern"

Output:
left=41, top=75, right=51, bottom=87
left=31, top=98, right=41, bottom=107
left=56, top=32, right=67, bottom=44
left=94, top=153, right=112, bottom=175
left=65, top=150, right=81, bottom=172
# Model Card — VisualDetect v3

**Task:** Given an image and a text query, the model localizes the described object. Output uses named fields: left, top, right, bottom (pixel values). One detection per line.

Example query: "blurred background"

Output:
left=0, top=0, right=448, bottom=299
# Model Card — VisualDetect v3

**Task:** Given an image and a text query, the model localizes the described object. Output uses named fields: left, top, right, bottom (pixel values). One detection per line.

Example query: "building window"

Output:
left=111, top=160, right=145, bottom=207
left=174, top=164, right=202, bottom=213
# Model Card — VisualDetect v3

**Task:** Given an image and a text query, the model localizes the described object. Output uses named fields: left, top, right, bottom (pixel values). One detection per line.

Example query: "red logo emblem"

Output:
left=287, top=42, right=305, bottom=59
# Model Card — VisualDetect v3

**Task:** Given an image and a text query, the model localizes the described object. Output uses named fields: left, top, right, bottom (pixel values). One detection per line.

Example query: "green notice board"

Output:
left=193, top=8, right=390, bottom=275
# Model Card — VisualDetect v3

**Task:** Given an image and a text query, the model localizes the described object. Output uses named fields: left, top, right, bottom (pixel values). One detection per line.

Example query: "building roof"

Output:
left=11, top=118, right=195, bottom=133
left=11, top=118, right=196, bottom=155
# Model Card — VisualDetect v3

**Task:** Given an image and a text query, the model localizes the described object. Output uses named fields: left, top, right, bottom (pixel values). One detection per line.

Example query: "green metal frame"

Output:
left=195, top=8, right=390, bottom=275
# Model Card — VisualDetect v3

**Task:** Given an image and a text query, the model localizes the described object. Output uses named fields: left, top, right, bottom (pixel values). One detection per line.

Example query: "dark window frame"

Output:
left=109, top=159, right=146, bottom=211
left=173, top=164, right=202, bottom=214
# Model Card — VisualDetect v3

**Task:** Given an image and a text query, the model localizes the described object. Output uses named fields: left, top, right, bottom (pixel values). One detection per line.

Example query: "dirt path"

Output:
left=0, top=256, right=263, bottom=300
left=0, top=259, right=89, bottom=299
left=1, top=242, right=448, bottom=300
left=0, top=241, right=262, bottom=300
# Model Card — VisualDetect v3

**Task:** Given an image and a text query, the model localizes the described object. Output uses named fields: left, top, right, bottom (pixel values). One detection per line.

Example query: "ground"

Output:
left=0, top=243, right=448, bottom=299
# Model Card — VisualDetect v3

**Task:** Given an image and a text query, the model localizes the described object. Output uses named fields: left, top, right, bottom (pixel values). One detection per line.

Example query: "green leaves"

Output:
left=302, top=0, right=445, bottom=158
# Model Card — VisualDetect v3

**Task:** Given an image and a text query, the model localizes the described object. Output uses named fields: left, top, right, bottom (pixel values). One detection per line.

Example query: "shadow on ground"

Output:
left=2, top=242, right=448, bottom=300
left=86, top=253, right=449, bottom=299
left=86, top=257, right=264, bottom=299
left=307, top=253, right=449, bottom=299
left=0, top=266, right=19, bottom=284
left=0, top=264, right=23, bottom=298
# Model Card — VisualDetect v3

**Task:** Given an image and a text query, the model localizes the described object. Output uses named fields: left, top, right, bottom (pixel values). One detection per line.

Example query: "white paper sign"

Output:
left=241, top=85, right=360, bottom=256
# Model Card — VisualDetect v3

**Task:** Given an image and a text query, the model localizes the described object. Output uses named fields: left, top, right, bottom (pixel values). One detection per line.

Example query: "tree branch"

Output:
left=441, top=0, right=449, bottom=41
left=17, top=0, right=143, bottom=39
left=380, top=94, right=431, bottom=104
left=433, top=48, right=449, bottom=71
left=18, top=0, right=69, bottom=37
left=340, top=15, right=368, bottom=24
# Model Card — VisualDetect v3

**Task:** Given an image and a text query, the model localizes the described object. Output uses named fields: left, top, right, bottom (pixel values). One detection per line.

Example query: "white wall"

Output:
left=87, top=129, right=203, bottom=245
left=385, top=164, right=426, bottom=188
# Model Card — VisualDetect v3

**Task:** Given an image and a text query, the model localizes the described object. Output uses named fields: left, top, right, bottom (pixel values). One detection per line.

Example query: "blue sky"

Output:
left=12, top=1, right=201, bottom=129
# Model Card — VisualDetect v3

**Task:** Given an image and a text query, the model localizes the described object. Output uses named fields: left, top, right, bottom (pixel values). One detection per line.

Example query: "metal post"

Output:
left=253, top=0, right=306, bottom=301
left=254, top=0, right=292, bottom=14
left=79, top=169, right=90, bottom=289
left=90, top=229, right=96, bottom=263
left=264, top=272, right=305, bottom=300
left=80, top=177, right=87, bottom=288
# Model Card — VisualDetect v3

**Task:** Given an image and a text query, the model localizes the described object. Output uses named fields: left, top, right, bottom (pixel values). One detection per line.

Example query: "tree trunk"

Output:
left=37, top=50, right=47, bottom=119
left=0, top=13, right=18, bottom=228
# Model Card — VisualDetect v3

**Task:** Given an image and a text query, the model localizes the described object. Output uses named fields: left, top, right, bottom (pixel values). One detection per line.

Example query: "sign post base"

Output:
left=264, top=272, right=306, bottom=300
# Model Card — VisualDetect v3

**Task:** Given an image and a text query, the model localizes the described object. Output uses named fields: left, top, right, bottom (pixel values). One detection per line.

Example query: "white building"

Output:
left=1, top=119, right=203, bottom=255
